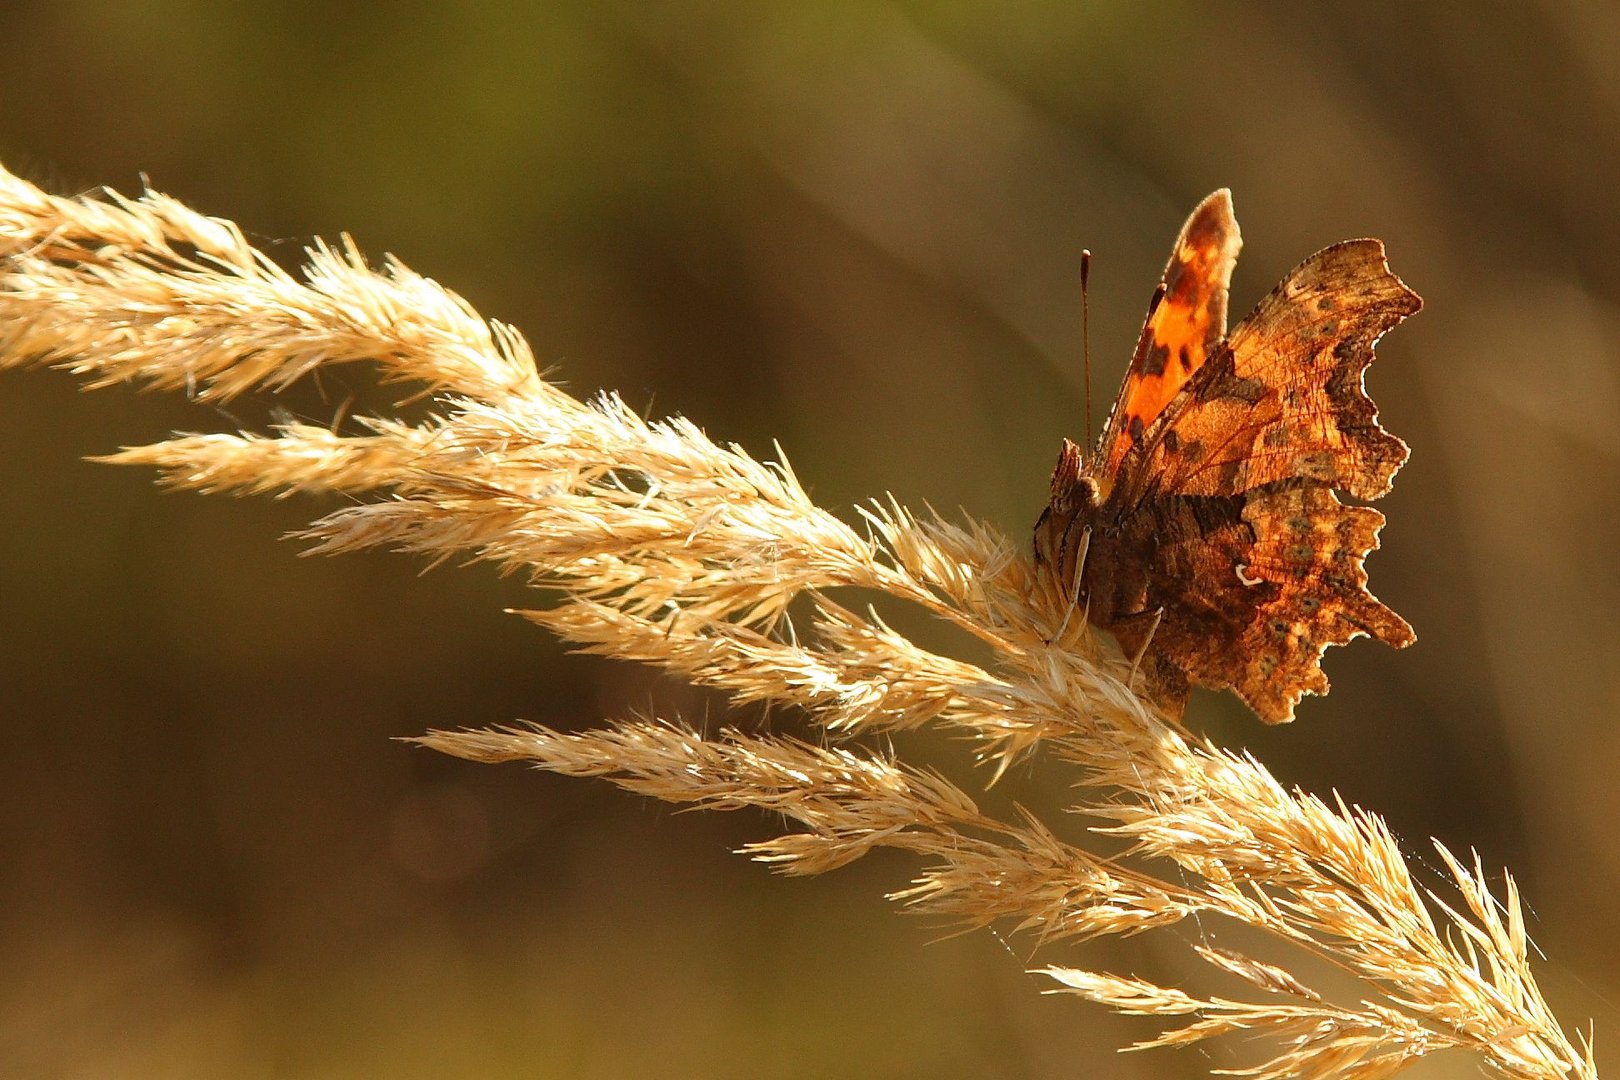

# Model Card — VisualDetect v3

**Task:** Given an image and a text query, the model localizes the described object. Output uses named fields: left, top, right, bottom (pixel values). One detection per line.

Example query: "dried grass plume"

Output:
left=0, top=163, right=1596, bottom=1080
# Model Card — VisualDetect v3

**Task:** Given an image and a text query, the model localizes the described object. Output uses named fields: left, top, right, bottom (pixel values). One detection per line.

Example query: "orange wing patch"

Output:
left=1099, top=190, right=1243, bottom=479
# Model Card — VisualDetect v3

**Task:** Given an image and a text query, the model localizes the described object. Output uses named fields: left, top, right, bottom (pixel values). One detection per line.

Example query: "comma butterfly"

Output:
left=1034, top=191, right=1418, bottom=723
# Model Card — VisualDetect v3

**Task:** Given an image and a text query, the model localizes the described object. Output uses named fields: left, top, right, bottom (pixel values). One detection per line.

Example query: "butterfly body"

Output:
left=1035, top=192, right=1418, bottom=723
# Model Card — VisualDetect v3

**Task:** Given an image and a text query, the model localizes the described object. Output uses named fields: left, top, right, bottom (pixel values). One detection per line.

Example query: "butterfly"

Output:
left=1033, top=190, right=1418, bottom=723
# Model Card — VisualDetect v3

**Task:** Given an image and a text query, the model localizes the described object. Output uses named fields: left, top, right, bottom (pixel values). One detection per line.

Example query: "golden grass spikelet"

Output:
left=0, top=162, right=1597, bottom=1080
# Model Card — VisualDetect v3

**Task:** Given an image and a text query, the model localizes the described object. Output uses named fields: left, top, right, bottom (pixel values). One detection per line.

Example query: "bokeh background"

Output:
left=3, top=3, right=1619, bottom=1077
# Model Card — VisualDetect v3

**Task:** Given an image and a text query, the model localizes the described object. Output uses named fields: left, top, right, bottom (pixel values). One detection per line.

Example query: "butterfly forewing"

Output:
left=1094, top=190, right=1242, bottom=486
left=1133, top=239, right=1419, bottom=506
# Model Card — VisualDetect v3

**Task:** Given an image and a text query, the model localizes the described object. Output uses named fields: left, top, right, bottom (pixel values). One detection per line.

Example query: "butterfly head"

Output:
left=1033, top=438, right=1104, bottom=612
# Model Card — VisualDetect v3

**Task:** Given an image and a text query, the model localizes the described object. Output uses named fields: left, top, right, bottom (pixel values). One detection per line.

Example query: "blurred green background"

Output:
left=3, top=3, right=1619, bottom=1077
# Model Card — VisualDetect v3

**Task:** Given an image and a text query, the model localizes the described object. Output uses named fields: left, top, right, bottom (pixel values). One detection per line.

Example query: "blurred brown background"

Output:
left=2, top=3, right=1618, bottom=1077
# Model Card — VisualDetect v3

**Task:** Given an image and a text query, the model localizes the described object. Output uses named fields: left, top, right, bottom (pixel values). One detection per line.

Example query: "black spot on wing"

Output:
left=1141, top=341, right=1171, bottom=377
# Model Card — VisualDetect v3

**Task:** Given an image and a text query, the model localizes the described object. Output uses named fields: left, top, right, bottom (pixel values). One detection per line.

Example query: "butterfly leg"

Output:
left=1053, top=526, right=1092, bottom=642
left=1125, top=606, right=1166, bottom=683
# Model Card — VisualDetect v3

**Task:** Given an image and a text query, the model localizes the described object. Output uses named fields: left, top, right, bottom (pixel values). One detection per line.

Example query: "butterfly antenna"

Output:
left=1080, top=249, right=1093, bottom=449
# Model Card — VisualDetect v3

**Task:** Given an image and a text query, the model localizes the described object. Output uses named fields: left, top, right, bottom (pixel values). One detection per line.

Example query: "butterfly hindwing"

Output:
left=1114, top=484, right=1412, bottom=722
